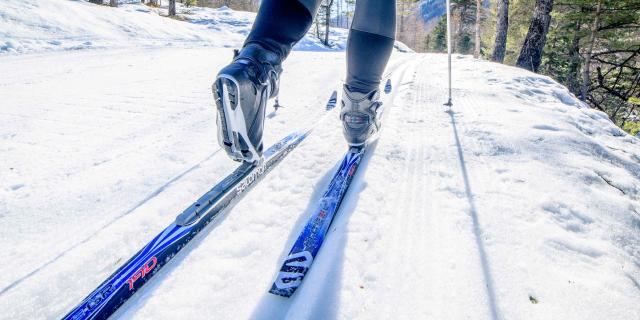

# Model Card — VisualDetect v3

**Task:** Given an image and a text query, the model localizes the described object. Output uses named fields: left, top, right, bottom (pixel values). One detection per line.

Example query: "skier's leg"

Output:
left=341, top=0, right=396, bottom=147
left=245, top=0, right=322, bottom=60
left=346, top=0, right=397, bottom=93
left=214, top=0, right=322, bottom=163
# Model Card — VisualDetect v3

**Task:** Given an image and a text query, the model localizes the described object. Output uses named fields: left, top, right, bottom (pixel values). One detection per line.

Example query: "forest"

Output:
left=91, top=0, right=639, bottom=135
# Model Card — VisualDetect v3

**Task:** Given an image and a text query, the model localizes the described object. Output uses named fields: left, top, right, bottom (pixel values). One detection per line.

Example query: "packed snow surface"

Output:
left=0, top=1, right=639, bottom=319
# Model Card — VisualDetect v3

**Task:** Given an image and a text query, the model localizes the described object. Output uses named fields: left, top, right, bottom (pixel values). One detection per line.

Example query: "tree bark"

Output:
left=567, top=22, right=582, bottom=94
left=324, top=0, right=332, bottom=46
left=491, top=0, right=509, bottom=62
left=109, top=0, right=118, bottom=7
left=169, top=0, right=176, bottom=16
left=474, top=0, right=482, bottom=58
left=399, top=0, right=406, bottom=43
left=516, top=0, right=554, bottom=72
left=581, top=0, right=602, bottom=101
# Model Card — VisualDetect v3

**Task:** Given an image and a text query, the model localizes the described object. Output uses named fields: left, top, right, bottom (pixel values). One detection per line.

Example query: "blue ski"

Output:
left=63, top=91, right=338, bottom=320
left=269, top=79, right=392, bottom=298
left=269, top=147, right=365, bottom=297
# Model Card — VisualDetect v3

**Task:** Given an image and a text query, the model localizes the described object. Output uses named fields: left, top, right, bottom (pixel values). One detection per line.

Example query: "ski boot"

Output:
left=340, top=85, right=384, bottom=147
left=213, top=44, right=282, bottom=163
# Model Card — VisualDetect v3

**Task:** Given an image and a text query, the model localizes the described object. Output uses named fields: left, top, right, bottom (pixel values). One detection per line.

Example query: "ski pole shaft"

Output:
left=445, top=0, right=453, bottom=107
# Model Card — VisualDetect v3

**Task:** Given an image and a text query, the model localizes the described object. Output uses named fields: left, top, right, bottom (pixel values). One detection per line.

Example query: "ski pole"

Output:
left=445, top=0, right=453, bottom=108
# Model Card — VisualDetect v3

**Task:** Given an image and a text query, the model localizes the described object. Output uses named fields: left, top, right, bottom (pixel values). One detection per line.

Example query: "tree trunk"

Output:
left=491, top=0, right=509, bottom=62
left=169, top=0, right=176, bottom=16
left=567, top=22, right=582, bottom=94
left=109, top=0, right=118, bottom=7
left=474, top=0, right=482, bottom=58
left=581, top=0, right=602, bottom=101
left=399, top=1, right=406, bottom=43
left=324, top=1, right=332, bottom=46
left=515, top=0, right=554, bottom=72
left=89, top=0, right=103, bottom=4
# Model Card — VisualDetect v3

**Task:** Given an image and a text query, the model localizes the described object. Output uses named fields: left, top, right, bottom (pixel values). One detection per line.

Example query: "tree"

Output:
left=566, top=25, right=582, bottom=93
left=580, top=0, right=601, bottom=100
left=474, top=0, right=482, bottom=58
left=110, top=0, right=118, bottom=7
left=89, top=0, right=103, bottom=4
left=169, top=0, right=176, bottom=16
left=452, top=0, right=478, bottom=54
left=324, top=0, right=334, bottom=46
left=314, top=0, right=335, bottom=47
left=539, top=0, right=639, bottom=130
left=397, top=0, right=421, bottom=47
left=516, top=0, right=554, bottom=71
left=491, top=0, right=509, bottom=62
left=432, top=16, right=448, bottom=52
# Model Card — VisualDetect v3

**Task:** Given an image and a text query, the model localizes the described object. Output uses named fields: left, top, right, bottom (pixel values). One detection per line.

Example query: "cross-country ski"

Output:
left=270, top=78, right=392, bottom=298
left=2, top=1, right=639, bottom=320
left=269, top=147, right=365, bottom=298
left=62, top=91, right=339, bottom=320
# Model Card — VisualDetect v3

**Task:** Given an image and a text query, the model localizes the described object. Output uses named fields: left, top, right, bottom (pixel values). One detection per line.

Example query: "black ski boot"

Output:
left=340, top=85, right=384, bottom=147
left=213, top=44, right=282, bottom=163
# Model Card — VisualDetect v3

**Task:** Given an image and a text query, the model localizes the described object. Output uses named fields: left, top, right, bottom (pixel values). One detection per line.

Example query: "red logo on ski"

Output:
left=126, top=256, right=157, bottom=290
left=348, top=164, right=356, bottom=177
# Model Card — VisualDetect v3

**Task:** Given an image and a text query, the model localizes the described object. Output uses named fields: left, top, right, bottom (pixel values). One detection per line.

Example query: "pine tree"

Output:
left=432, top=16, right=448, bottom=52
left=541, top=0, right=639, bottom=129
left=452, top=0, right=481, bottom=54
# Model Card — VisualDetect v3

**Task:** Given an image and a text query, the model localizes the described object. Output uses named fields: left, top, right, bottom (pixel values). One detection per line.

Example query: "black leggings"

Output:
left=244, top=0, right=396, bottom=93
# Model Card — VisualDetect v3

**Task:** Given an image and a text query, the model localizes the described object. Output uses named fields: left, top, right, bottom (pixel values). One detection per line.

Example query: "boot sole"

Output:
left=214, top=74, right=262, bottom=164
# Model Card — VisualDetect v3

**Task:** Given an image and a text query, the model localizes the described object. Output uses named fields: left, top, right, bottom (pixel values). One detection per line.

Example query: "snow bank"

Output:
left=0, top=0, right=410, bottom=55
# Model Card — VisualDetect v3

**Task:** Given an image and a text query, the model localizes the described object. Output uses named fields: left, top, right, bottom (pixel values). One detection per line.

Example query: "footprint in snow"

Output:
left=532, top=124, right=560, bottom=132
left=10, top=184, right=25, bottom=191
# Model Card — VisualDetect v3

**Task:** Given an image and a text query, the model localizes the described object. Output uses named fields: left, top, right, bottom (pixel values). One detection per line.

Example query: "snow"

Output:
left=0, top=1, right=639, bottom=319
left=0, top=0, right=401, bottom=55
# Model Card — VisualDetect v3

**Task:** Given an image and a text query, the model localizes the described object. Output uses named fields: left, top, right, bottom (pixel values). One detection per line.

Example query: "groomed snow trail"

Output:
left=1, top=51, right=640, bottom=320
left=0, top=47, right=348, bottom=319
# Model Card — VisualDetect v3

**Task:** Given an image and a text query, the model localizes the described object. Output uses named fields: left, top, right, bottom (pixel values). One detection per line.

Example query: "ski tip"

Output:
left=269, top=286, right=295, bottom=298
left=326, top=90, right=338, bottom=111
left=384, top=79, right=392, bottom=94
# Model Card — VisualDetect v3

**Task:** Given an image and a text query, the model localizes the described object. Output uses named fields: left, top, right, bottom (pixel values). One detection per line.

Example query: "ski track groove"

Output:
left=376, top=58, right=501, bottom=318
left=380, top=57, right=438, bottom=317
left=414, top=64, right=430, bottom=315
left=385, top=63, right=415, bottom=316
left=419, top=65, right=442, bottom=318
